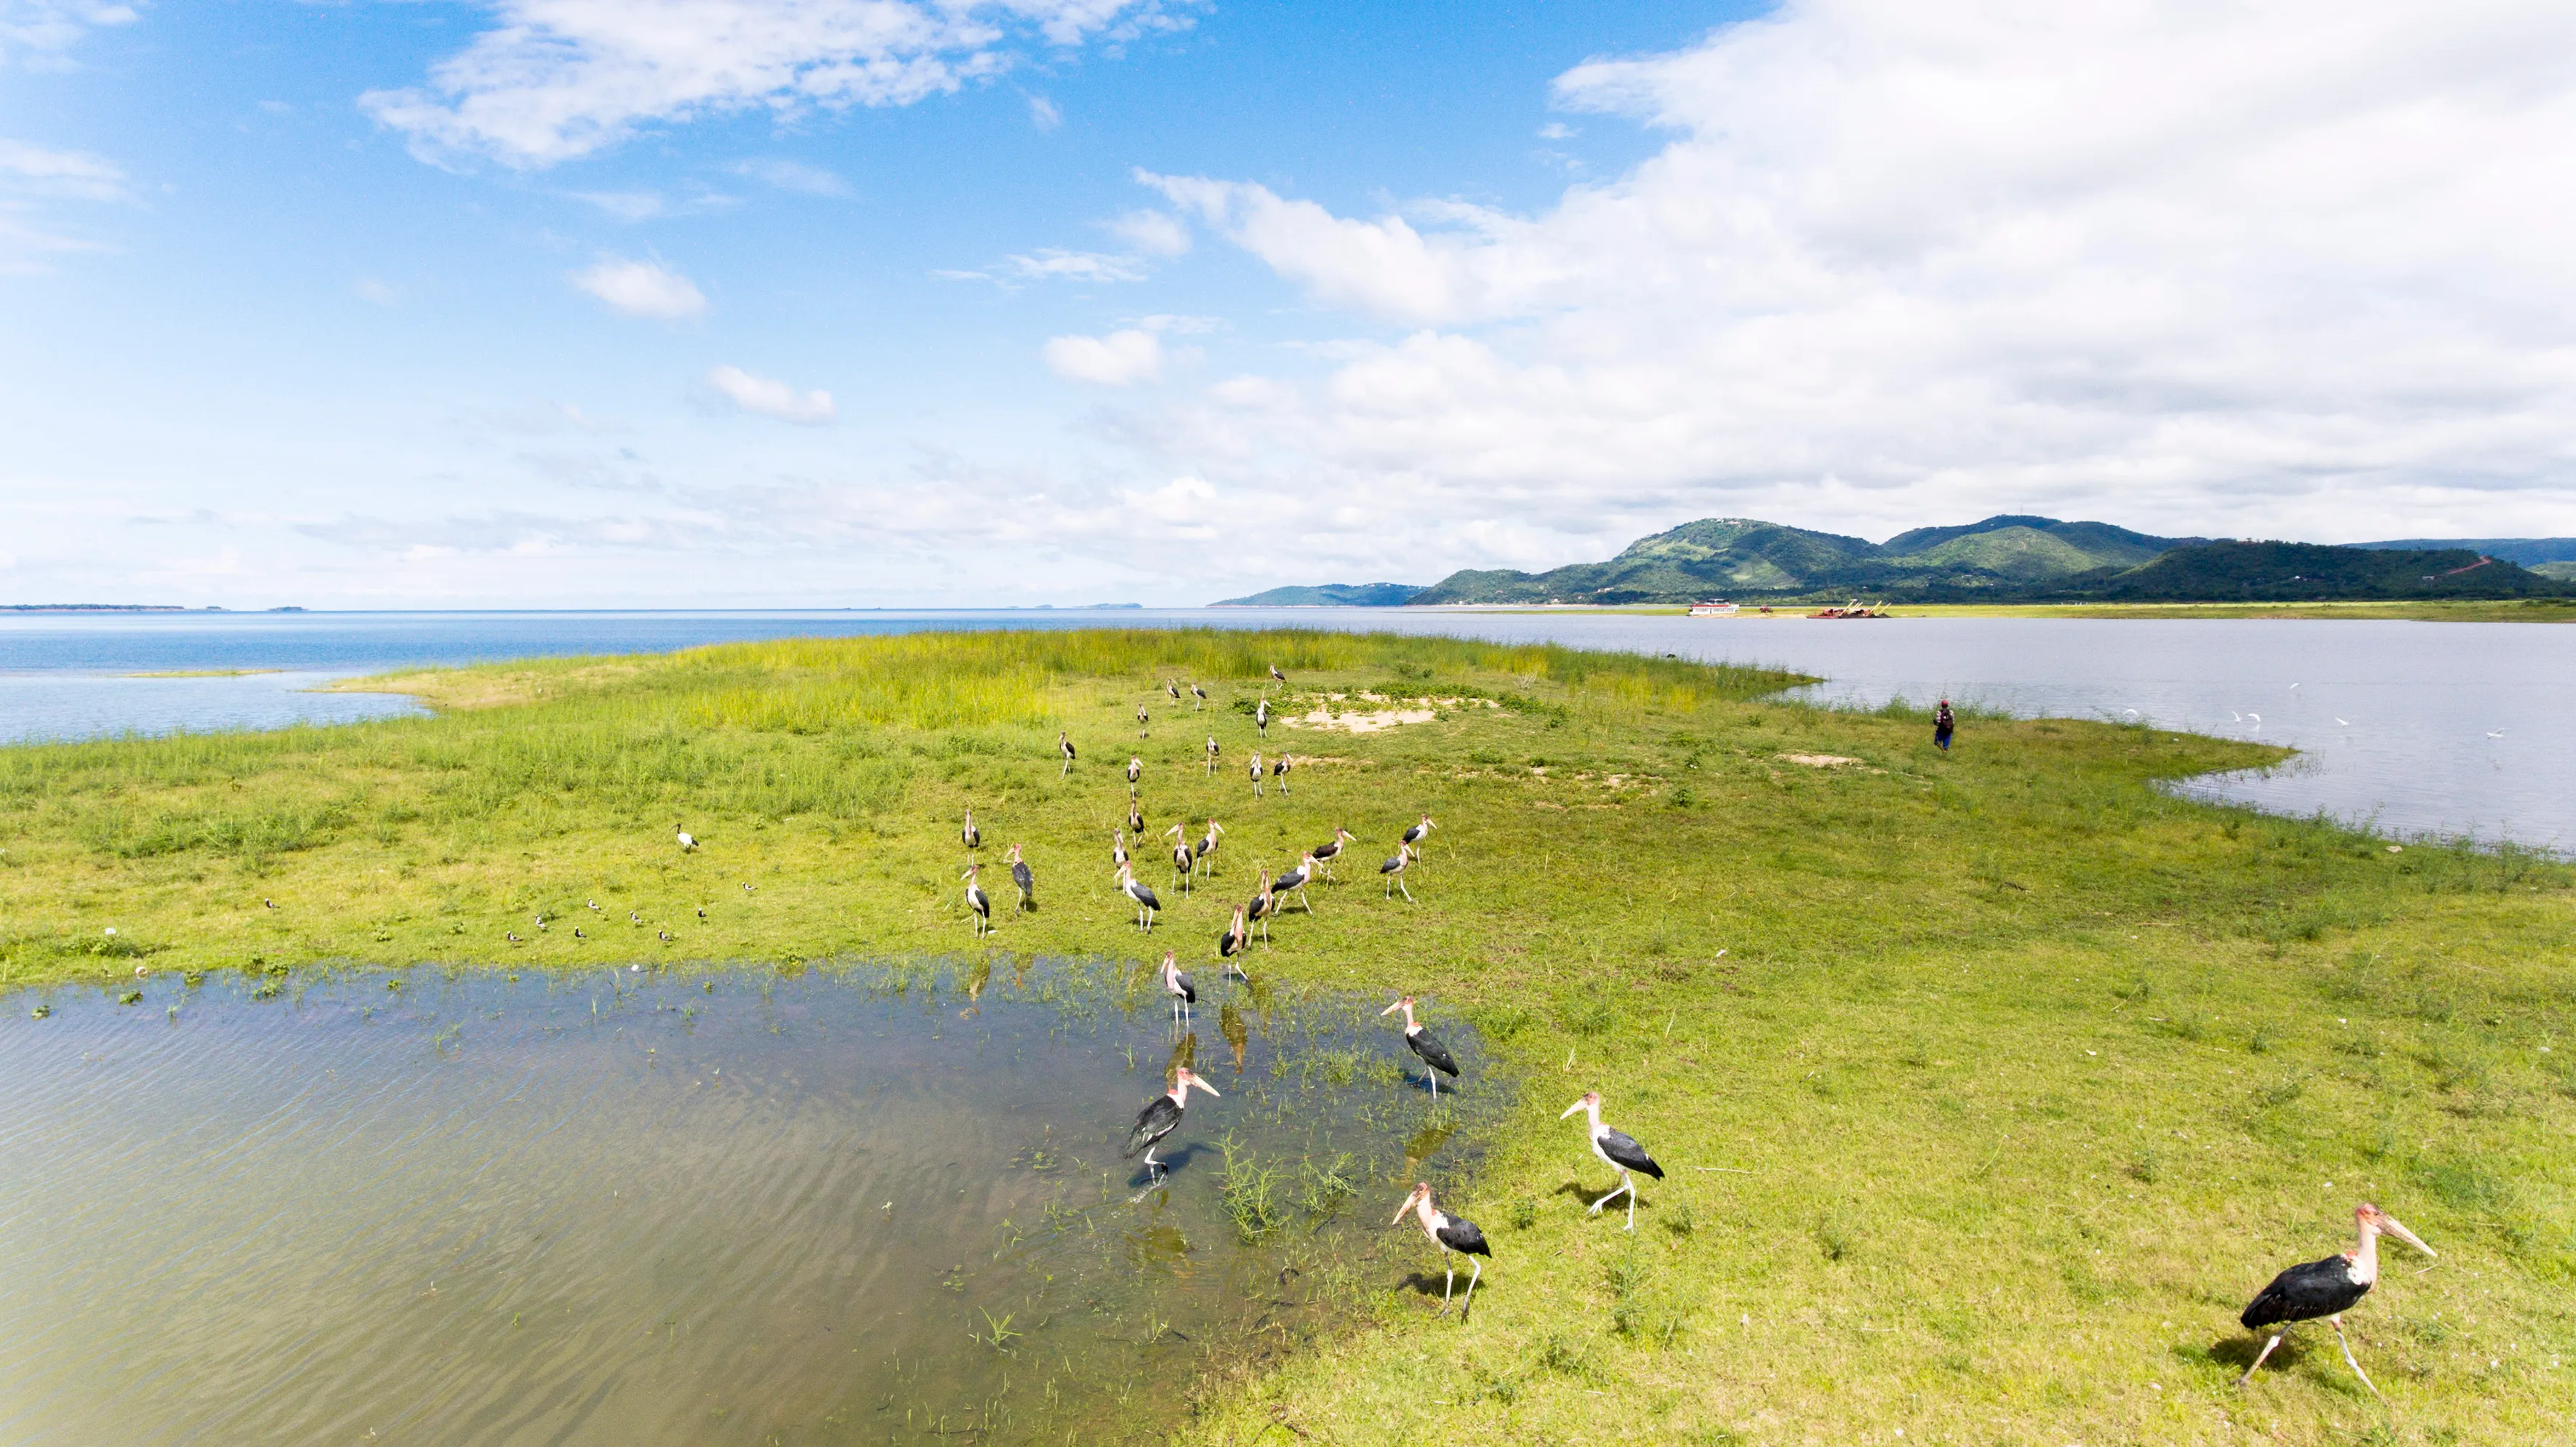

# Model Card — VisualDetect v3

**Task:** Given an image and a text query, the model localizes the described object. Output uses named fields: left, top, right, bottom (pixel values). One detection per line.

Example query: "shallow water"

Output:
left=0, top=962, right=1501, bottom=1445
left=3, top=607, right=2568, bottom=849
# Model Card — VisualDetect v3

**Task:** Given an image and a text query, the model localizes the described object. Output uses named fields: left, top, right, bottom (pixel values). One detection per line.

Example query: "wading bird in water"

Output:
left=1114, top=862, right=1161, bottom=931
left=1125, top=1066, right=1217, bottom=1185
left=1007, top=843, right=1035, bottom=913
left=1059, top=731, right=1077, bottom=777
left=1381, top=995, right=1461, bottom=1097
left=1562, top=1090, right=1664, bottom=1230
left=960, top=807, right=979, bottom=851
left=961, top=865, right=992, bottom=937
left=1380, top=842, right=1417, bottom=901
left=1393, top=1182, right=1489, bottom=1315
left=1158, top=949, right=1196, bottom=1025
left=1219, top=905, right=1249, bottom=963
left=2237, top=1202, right=2435, bottom=1403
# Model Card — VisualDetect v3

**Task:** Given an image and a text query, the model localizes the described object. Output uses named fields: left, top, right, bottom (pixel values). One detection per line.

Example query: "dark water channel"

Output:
left=0, top=961, right=1503, bottom=1445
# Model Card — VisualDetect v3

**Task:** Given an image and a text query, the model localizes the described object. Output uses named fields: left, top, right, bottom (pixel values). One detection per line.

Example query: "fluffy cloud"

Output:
left=571, top=255, right=708, bottom=318
left=706, top=364, right=836, bottom=424
left=1104, top=207, right=1189, bottom=257
left=362, top=0, right=1175, bottom=168
left=1043, top=328, right=1162, bottom=385
left=1136, top=0, right=2576, bottom=546
left=0, top=137, right=127, bottom=200
left=731, top=157, right=851, bottom=196
left=0, top=1, right=137, bottom=68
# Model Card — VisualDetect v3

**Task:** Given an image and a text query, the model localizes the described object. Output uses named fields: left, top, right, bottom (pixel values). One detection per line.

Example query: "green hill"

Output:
left=2048, top=541, right=2569, bottom=601
left=1210, top=582, right=1424, bottom=606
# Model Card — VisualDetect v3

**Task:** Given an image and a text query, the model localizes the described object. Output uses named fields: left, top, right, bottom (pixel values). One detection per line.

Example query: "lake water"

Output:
left=0, top=961, right=1498, bottom=1446
left=1, top=609, right=2566, bottom=851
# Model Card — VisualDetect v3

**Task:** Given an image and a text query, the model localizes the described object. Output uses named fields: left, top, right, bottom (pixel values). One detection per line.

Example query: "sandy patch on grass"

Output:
left=1286, top=707, right=1437, bottom=733
left=1780, top=753, right=1863, bottom=767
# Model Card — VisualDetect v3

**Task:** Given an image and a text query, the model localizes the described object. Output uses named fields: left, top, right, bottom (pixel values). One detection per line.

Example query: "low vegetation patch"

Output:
left=2, top=626, right=2569, bottom=1443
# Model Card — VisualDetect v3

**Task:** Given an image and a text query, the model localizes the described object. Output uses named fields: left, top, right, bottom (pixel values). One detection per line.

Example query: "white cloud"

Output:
left=361, top=0, right=1171, bottom=168
left=706, top=364, right=836, bottom=424
left=1104, top=207, right=1189, bottom=257
left=1027, top=94, right=1062, bottom=130
left=353, top=277, right=402, bottom=306
left=1043, top=328, right=1162, bottom=385
left=942, top=247, right=1150, bottom=285
left=0, top=1, right=138, bottom=68
left=571, top=254, right=707, bottom=318
left=1123, top=0, right=2576, bottom=546
left=731, top=157, right=851, bottom=196
left=0, top=137, right=127, bottom=200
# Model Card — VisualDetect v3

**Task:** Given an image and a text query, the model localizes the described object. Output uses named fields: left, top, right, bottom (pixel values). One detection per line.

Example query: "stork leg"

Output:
left=1440, top=1248, right=1455, bottom=1312
left=1428, top=1071, right=1439, bottom=1099
left=1588, top=1173, right=1633, bottom=1219
left=2236, top=1331, right=2286, bottom=1387
left=2330, top=1315, right=2386, bottom=1405
left=1398, top=878, right=1414, bottom=903
left=1458, top=1258, right=1481, bottom=1315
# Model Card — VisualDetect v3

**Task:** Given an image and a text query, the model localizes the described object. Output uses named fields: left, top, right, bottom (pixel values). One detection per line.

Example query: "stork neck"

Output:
left=1412, top=1195, right=1439, bottom=1233
left=2350, top=1221, right=2381, bottom=1284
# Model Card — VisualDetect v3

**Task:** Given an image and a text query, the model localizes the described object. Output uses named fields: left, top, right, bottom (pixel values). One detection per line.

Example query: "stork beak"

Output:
left=2380, top=1213, right=2435, bottom=1259
left=1379, top=1000, right=1404, bottom=1016
left=1391, top=1185, right=1424, bottom=1225
left=1560, top=1099, right=1586, bottom=1119
left=1191, top=1078, right=1219, bottom=1099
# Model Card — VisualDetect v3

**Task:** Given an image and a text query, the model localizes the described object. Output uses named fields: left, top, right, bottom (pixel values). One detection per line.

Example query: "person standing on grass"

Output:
left=1934, top=700, right=1956, bottom=752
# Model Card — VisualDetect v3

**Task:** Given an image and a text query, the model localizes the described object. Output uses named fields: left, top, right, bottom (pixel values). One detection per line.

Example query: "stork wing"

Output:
left=1437, top=1216, right=1491, bottom=1257
left=1125, top=1096, right=1178, bottom=1155
left=1600, top=1129, right=1663, bottom=1179
left=2241, top=1255, right=2368, bottom=1328
left=1409, top=1028, right=1461, bottom=1077
left=1173, top=970, right=1196, bottom=1002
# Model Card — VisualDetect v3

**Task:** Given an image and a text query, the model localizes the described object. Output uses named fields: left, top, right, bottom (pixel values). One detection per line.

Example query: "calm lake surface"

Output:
left=1, top=608, right=2567, bottom=851
left=0, top=961, right=1497, bottom=1446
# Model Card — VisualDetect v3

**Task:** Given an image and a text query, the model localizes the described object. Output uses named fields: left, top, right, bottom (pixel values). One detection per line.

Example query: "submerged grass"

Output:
left=2, top=627, right=2571, bottom=1443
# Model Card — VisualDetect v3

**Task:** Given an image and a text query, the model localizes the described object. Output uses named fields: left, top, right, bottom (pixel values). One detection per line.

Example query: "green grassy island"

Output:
left=3, top=629, right=2569, bottom=1443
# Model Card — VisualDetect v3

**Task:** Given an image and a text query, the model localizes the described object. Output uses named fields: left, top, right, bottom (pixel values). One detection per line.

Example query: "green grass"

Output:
left=2, top=627, right=2571, bottom=1443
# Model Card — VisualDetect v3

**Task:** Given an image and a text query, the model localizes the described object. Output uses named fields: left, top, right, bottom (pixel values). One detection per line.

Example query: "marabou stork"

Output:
left=1402, top=813, right=1436, bottom=859
left=1269, top=663, right=1286, bottom=684
left=1164, top=822, right=1195, bottom=894
left=1379, top=842, right=1417, bottom=901
left=1250, top=751, right=1265, bottom=797
left=1393, top=1183, right=1490, bottom=1315
left=1007, top=843, right=1035, bottom=913
left=1112, top=828, right=1131, bottom=870
left=961, top=865, right=992, bottom=937
left=1205, top=735, right=1220, bottom=776
left=1310, top=827, right=1357, bottom=880
left=1191, top=683, right=1208, bottom=710
left=1380, top=996, right=1461, bottom=1097
left=1136, top=702, right=1149, bottom=739
left=1128, top=793, right=1146, bottom=836
left=1219, top=905, right=1250, bottom=963
left=1245, top=867, right=1276, bottom=945
left=1562, top=1090, right=1664, bottom=1230
left=675, top=822, right=698, bottom=852
left=1166, top=679, right=1181, bottom=703
left=1114, top=862, right=1161, bottom=931
left=1059, top=731, right=1077, bottom=777
left=960, top=807, right=980, bottom=851
left=1272, top=852, right=1320, bottom=913
left=2237, top=1203, right=2435, bottom=1403
left=1127, top=755, right=1142, bottom=785
left=1124, top=1066, right=1218, bottom=1183
left=1195, top=818, right=1225, bottom=877
left=1271, top=753, right=1292, bottom=795
left=1255, top=696, right=1270, bottom=739
left=1159, top=949, right=1197, bottom=1025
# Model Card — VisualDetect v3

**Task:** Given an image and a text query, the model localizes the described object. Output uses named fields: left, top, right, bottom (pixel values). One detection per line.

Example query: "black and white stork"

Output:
left=1127, top=755, right=1142, bottom=785
left=1272, top=852, right=1319, bottom=913
left=1380, top=995, right=1461, bottom=1097
left=1128, top=795, right=1145, bottom=836
left=1058, top=731, right=1077, bottom=777
left=1393, top=1182, right=1490, bottom=1315
left=1136, top=702, right=1149, bottom=739
left=1114, top=862, right=1161, bottom=931
left=1249, top=751, right=1264, bottom=798
left=1269, top=662, right=1286, bottom=684
left=1379, top=842, right=1416, bottom=901
left=1205, top=734, right=1220, bottom=776
left=959, top=807, right=979, bottom=851
left=2237, top=1202, right=2435, bottom=1403
left=675, top=822, right=698, bottom=852
left=1006, top=843, right=1035, bottom=913
left=1219, top=905, right=1250, bottom=963
left=1402, top=813, right=1436, bottom=859
left=1191, top=682, right=1208, bottom=710
left=1166, top=679, right=1181, bottom=704
left=1562, top=1090, right=1664, bottom=1230
left=1111, top=827, right=1129, bottom=870
left=1271, top=753, right=1292, bottom=795
left=1124, top=1066, right=1218, bottom=1183
left=1195, top=818, right=1224, bottom=878
left=1163, top=822, right=1195, bottom=894
left=1310, top=827, right=1357, bottom=880
left=1245, top=866, right=1276, bottom=945
left=1254, top=696, right=1271, bottom=739
left=1158, top=949, right=1197, bottom=1025
left=961, top=864, right=992, bottom=937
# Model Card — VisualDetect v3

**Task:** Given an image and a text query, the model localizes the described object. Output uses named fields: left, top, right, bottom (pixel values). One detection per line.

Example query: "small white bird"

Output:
left=676, top=823, right=698, bottom=851
left=587, top=899, right=601, bottom=911
left=2335, top=718, right=2351, bottom=726
left=2487, top=729, right=2505, bottom=739
left=2247, top=713, right=2261, bottom=726
left=2230, top=710, right=2242, bottom=723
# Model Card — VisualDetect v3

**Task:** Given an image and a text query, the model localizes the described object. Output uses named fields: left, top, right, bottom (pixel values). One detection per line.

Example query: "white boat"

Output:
left=1687, top=600, right=1741, bottom=617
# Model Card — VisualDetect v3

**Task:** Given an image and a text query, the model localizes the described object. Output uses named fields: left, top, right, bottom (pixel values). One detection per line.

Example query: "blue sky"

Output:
left=5, top=0, right=2573, bottom=607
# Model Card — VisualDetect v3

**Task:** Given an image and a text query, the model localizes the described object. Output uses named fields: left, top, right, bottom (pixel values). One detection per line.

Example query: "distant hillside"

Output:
left=1211, top=582, right=1424, bottom=607
left=2045, top=542, right=2568, bottom=601
left=1408, top=515, right=2205, bottom=605
left=2354, top=537, right=2576, bottom=566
